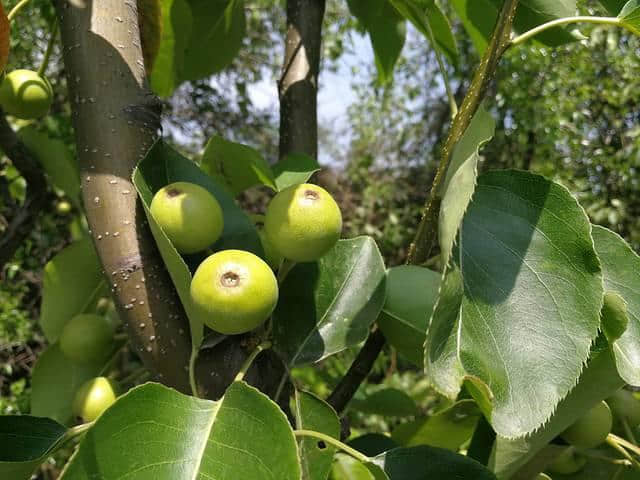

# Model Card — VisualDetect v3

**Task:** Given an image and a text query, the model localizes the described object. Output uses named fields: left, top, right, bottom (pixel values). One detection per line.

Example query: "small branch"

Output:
left=38, top=20, right=58, bottom=77
left=326, top=329, right=385, bottom=414
left=606, top=435, right=640, bottom=470
left=0, top=112, right=49, bottom=270
left=294, top=429, right=370, bottom=464
left=609, top=433, right=640, bottom=459
left=235, top=341, right=272, bottom=382
left=189, top=348, right=199, bottom=397
left=7, top=0, right=32, bottom=21
left=511, top=16, right=620, bottom=47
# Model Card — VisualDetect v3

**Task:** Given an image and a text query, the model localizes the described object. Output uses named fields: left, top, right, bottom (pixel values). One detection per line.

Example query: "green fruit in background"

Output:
left=190, top=249, right=278, bottom=334
left=56, top=200, right=72, bottom=215
left=59, top=313, right=115, bottom=364
left=547, top=447, right=586, bottom=475
left=250, top=214, right=283, bottom=269
left=264, top=183, right=342, bottom=262
left=561, top=401, right=612, bottom=448
left=535, top=474, right=552, bottom=480
left=607, top=388, right=640, bottom=428
left=72, top=377, right=117, bottom=422
left=0, top=69, right=53, bottom=119
left=150, top=181, right=224, bottom=254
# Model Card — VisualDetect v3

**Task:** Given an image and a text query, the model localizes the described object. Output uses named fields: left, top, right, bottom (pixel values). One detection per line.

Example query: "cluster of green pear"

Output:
left=150, top=181, right=342, bottom=335
left=545, top=389, right=640, bottom=476
left=58, top=312, right=118, bottom=423
left=0, top=69, right=52, bottom=119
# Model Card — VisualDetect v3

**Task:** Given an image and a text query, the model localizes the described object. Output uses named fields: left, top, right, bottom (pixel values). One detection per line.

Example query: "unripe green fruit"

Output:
left=56, top=200, right=72, bottom=215
left=547, top=447, right=586, bottom=475
left=72, top=377, right=117, bottom=422
left=59, top=314, right=114, bottom=364
left=264, top=183, right=342, bottom=262
left=190, top=249, right=278, bottom=334
left=0, top=70, right=53, bottom=119
left=250, top=214, right=283, bottom=270
left=535, top=474, right=551, bottom=480
left=150, top=182, right=224, bottom=254
left=607, top=389, right=640, bottom=428
left=561, top=401, right=612, bottom=448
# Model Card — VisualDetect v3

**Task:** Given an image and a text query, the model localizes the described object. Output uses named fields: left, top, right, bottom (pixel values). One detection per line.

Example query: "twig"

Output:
left=294, top=429, right=370, bottom=464
left=511, top=16, right=621, bottom=47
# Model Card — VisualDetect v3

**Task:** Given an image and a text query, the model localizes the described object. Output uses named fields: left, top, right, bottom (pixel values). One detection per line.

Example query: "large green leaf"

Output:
left=619, top=0, right=640, bottom=36
left=377, top=266, right=441, bottom=367
left=391, top=400, right=479, bottom=451
left=592, top=226, right=640, bottom=385
left=365, top=446, right=497, bottom=479
left=132, top=140, right=263, bottom=348
left=149, top=0, right=193, bottom=97
left=40, top=238, right=107, bottom=343
left=294, top=391, right=341, bottom=480
left=426, top=170, right=603, bottom=438
left=389, top=0, right=458, bottom=64
left=451, top=0, right=577, bottom=54
left=439, top=105, right=495, bottom=266
left=351, top=388, right=419, bottom=417
left=30, top=344, right=107, bottom=425
left=273, top=237, right=387, bottom=367
left=0, top=416, right=67, bottom=480
left=60, top=381, right=301, bottom=479
left=491, top=345, right=624, bottom=479
left=347, top=0, right=406, bottom=83
left=180, top=0, right=245, bottom=81
left=201, top=135, right=276, bottom=195
left=330, top=454, right=375, bottom=480
left=273, top=153, right=321, bottom=191
left=17, top=126, right=80, bottom=206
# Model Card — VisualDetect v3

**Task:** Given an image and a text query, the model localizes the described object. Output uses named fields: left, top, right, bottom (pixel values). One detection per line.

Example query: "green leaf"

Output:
left=592, top=226, right=640, bottom=385
left=426, top=170, right=603, bottom=438
left=180, top=0, right=245, bottom=82
left=600, top=0, right=628, bottom=15
left=273, top=237, right=387, bottom=367
left=618, top=0, right=640, bottom=36
left=30, top=344, right=107, bottom=425
left=365, top=446, right=497, bottom=479
left=351, top=388, right=419, bottom=417
left=17, top=126, right=80, bottom=206
left=377, top=266, right=440, bottom=367
left=201, top=135, right=276, bottom=195
left=40, top=238, right=107, bottom=343
left=149, top=0, right=193, bottom=97
left=294, top=391, right=341, bottom=480
left=132, top=140, right=263, bottom=348
left=347, top=0, right=406, bottom=83
left=347, top=435, right=398, bottom=457
left=330, top=454, right=375, bottom=480
left=60, top=381, right=301, bottom=479
left=273, top=153, right=321, bottom=191
left=389, top=0, right=458, bottom=64
left=491, top=346, right=624, bottom=479
left=451, top=0, right=578, bottom=55
left=391, top=400, right=479, bottom=451
left=439, top=105, right=495, bottom=266
left=0, top=416, right=67, bottom=480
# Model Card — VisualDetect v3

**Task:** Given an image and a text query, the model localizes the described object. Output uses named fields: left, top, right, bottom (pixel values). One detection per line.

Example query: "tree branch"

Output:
left=327, top=0, right=520, bottom=414
left=278, top=0, right=326, bottom=160
left=0, top=112, right=49, bottom=269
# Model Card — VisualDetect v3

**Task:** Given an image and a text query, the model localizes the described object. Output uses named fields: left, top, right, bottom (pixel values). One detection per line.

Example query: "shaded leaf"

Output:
left=201, top=135, right=276, bottom=195
left=347, top=0, right=406, bottom=83
left=40, top=238, right=107, bottom=343
left=600, top=0, right=628, bottom=14
left=351, top=388, right=419, bottom=417
left=60, top=382, right=301, bottom=479
left=366, top=445, right=497, bottom=479
left=133, top=140, right=262, bottom=348
left=180, top=0, right=245, bottom=81
left=592, top=225, right=640, bottom=385
left=30, top=344, right=107, bottom=425
left=0, top=416, right=67, bottom=480
left=391, top=400, right=479, bottom=451
left=377, top=266, right=440, bottom=367
left=294, top=391, right=340, bottom=480
left=274, top=237, right=386, bottom=367
left=149, top=0, right=193, bottom=97
left=439, top=105, right=495, bottom=266
left=426, top=170, right=603, bottom=438
left=273, top=153, right=321, bottom=191
left=619, top=0, right=640, bottom=36
left=491, top=346, right=624, bottom=479
left=347, top=434, right=398, bottom=457
left=18, top=126, right=80, bottom=206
